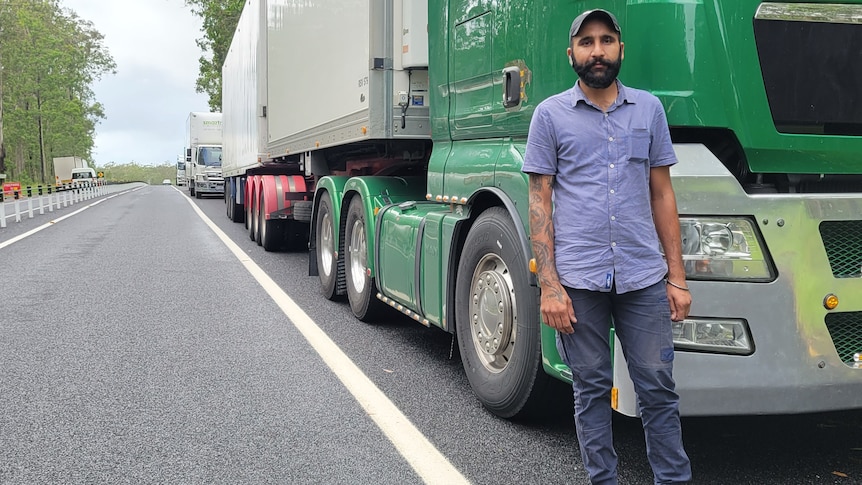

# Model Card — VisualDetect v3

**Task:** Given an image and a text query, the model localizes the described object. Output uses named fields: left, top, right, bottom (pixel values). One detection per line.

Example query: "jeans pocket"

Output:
left=556, top=332, right=572, bottom=368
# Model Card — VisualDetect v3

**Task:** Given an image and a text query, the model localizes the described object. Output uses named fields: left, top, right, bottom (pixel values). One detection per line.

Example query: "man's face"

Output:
left=567, top=18, right=624, bottom=89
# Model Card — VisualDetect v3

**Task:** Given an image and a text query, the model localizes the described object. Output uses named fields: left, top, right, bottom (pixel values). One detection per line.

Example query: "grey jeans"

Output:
left=557, top=281, right=691, bottom=484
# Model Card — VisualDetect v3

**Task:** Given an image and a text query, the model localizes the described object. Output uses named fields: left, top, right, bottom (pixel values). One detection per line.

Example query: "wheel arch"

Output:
left=341, top=176, right=428, bottom=277
left=257, top=174, right=309, bottom=221
left=445, top=187, right=538, bottom=334
left=309, top=176, right=350, bottom=278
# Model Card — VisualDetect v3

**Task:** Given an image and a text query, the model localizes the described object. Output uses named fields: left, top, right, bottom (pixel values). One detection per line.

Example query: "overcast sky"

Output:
left=62, top=0, right=211, bottom=167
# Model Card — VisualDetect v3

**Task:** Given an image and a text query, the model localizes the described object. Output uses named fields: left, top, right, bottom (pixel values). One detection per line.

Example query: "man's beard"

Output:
left=571, top=54, right=621, bottom=89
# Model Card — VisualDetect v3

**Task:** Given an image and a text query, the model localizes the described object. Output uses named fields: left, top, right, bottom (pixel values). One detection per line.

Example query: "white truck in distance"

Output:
left=185, top=112, right=224, bottom=198
left=176, top=154, right=187, bottom=186
left=52, top=156, right=88, bottom=185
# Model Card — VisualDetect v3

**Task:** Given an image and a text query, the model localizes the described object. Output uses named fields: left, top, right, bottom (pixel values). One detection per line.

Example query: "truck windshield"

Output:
left=198, top=147, right=222, bottom=167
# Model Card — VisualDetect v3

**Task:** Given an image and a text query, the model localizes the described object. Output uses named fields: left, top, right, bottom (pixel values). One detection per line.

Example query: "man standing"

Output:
left=522, top=9, right=692, bottom=485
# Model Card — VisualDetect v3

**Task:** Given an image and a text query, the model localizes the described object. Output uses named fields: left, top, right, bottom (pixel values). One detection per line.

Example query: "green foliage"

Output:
left=99, top=162, right=177, bottom=185
left=184, top=0, right=244, bottom=111
left=0, top=0, right=116, bottom=184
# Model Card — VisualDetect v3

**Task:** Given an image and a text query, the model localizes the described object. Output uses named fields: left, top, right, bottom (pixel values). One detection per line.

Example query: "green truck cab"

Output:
left=419, top=0, right=862, bottom=418
left=224, top=0, right=861, bottom=419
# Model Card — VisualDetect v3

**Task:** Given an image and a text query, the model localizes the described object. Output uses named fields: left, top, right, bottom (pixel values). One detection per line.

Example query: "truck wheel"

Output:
left=315, top=194, right=341, bottom=300
left=249, top=190, right=259, bottom=242
left=226, top=187, right=240, bottom=222
left=345, top=197, right=385, bottom=321
left=246, top=197, right=254, bottom=238
left=255, top=193, right=264, bottom=246
left=227, top=180, right=244, bottom=223
left=259, top=193, right=282, bottom=251
left=455, top=207, right=547, bottom=419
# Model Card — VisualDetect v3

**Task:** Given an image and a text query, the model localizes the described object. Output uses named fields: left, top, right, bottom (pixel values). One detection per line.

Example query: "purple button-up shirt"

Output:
left=522, top=80, right=677, bottom=294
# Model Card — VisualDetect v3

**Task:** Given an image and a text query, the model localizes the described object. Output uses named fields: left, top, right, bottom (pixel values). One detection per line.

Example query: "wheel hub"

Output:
left=348, top=220, right=367, bottom=293
left=468, top=256, right=516, bottom=372
left=320, top=212, right=334, bottom=276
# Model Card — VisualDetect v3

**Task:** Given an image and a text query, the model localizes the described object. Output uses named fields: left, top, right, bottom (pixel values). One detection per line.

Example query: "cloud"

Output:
left=63, top=0, right=211, bottom=166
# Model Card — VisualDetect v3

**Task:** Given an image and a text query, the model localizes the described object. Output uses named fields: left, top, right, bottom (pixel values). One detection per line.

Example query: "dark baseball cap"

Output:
left=569, top=9, right=621, bottom=38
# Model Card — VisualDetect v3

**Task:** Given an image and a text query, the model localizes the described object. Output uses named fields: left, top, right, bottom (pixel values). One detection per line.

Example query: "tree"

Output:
left=0, top=0, right=115, bottom=183
left=0, top=0, right=10, bottom=174
left=184, top=0, right=244, bottom=111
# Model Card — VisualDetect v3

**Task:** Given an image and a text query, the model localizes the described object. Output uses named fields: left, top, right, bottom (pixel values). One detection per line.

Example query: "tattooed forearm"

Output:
left=528, top=173, right=561, bottom=288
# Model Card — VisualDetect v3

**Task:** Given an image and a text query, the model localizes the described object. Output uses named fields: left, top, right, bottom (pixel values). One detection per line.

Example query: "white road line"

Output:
left=0, top=187, right=144, bottom=250
left=184, top=195, right=471, bottom=485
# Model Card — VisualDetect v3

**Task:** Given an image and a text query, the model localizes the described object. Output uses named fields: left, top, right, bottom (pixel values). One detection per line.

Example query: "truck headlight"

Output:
left=679, top=217, right=775, bottom=281
left=672, top=318, right=753, bottom=355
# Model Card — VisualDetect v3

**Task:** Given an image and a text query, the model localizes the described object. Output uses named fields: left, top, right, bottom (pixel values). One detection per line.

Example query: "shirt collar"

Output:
left=571, top=79, right=635, bottom=111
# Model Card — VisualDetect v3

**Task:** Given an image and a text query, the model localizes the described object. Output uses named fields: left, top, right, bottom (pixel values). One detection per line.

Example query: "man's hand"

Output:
left=540, top=284, right=577, bottom=334
left=666, top=284, right=692, bottom=322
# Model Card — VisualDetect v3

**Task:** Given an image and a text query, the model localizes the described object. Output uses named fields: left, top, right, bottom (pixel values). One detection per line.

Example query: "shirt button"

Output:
left=609, top=136, right=614, bottom=142
left=611, top=242, right=617, bottom=247
left=610, top=189, right=615, bottom=194
left=609, top=164, right=615, bottom=168
left=611, top=216, right=616, bottom=221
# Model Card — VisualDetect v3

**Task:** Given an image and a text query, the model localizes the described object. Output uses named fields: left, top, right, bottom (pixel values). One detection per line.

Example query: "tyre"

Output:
left=245, top=189, right=253, bottom=233
left=455, top=207, right=548, bottom=419
left=248, top=188, right=258, bottom=242
left=259, top=193, right=283, bottom=252
left=344, top=197, right=386, bottom=321
left=315, top=193, right=341, bottom=300
left=225, top=187, right=231, bottom=218
left=255, top=192, right=264, bottom=246
left=226, top=184, right=244, bottom=223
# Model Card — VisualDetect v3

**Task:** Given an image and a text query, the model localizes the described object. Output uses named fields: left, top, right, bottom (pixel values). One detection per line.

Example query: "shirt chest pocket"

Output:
left=628, top=128, right=650, bottom=162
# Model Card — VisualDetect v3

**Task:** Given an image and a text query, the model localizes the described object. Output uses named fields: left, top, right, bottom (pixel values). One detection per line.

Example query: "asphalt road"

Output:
left=1, top=184, right=861, bottom=484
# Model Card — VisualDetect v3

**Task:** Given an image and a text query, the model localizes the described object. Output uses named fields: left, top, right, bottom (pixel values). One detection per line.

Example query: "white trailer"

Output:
left=222, top=0, right=430, bottom=251
left=185, top=112, right=224, bottom=198
left=221, top=0, right=269, bottom=225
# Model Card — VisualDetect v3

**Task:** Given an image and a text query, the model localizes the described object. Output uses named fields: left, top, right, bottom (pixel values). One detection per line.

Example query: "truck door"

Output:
left=436, top=0, right=511, bottom=198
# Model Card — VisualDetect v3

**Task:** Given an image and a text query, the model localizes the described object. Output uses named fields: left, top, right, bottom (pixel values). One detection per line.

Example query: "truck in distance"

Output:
left=176, top=155, right=187, bottom=187
left=185, top=112, right=224, bottom=198
left=52, top=156, right=88, bottom=185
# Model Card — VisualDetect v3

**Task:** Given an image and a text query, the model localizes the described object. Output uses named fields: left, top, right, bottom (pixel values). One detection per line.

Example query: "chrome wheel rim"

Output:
left=320, top=210, right=334, bottom=277
left=348, top=219, right=367, bottom=294
left=468, top=253, right=516, bottom=373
